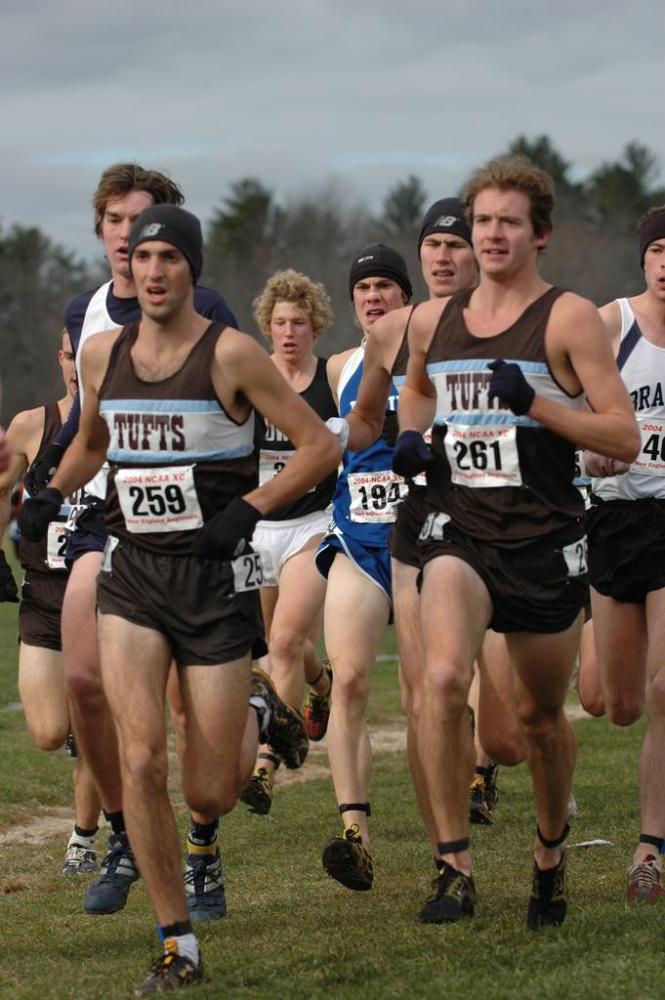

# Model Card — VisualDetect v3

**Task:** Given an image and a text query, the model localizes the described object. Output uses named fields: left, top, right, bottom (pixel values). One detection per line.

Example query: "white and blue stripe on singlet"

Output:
left=100, top=397, right=254, bottom=464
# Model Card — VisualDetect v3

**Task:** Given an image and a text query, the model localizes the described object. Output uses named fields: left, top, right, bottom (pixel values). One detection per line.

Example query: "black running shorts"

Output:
left=419, top=515, right=587, bottom=634
left=19, top=571, right=67, bottom=651
left=97, top=537, right=261, bottom=666
left=390, top=485, right=428, bottom=569
left=587, top=497, right=665, bottom=604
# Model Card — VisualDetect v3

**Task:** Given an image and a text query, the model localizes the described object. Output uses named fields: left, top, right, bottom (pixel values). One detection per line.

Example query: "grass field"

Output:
left=1, top=576, right=663, bottom=1000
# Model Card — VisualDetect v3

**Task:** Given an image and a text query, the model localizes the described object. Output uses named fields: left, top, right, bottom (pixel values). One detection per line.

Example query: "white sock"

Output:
left=164, top=933, right=199, bottom=966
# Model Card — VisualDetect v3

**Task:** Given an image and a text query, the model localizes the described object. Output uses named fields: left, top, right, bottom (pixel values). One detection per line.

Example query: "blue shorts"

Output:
left=315, top=530, right=392, bottom=606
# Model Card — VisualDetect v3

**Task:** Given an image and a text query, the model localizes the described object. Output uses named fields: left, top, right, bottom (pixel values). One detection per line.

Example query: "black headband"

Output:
left=348, top=243, right=412, bottom=301
left=128, top=205, right=203, bottom=283
left=418, top=197, right=471, bottom=255
left=640, top=210, right=665, bottom=268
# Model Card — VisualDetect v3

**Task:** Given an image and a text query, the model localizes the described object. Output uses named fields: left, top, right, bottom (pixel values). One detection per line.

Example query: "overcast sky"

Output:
left=2, top=0, right=662, bottom=263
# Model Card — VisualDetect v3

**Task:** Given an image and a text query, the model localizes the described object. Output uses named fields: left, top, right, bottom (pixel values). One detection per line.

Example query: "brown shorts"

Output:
left=96, top=537, right=261, bottom=667
left=419, top=514, right=587, bottom=634
left=390, top=485, right=428, bottom=569
left=19, top=572, right=67, bottom=651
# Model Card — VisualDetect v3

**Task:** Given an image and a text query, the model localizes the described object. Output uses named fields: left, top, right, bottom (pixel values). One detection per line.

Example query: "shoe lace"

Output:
left=99, top=836, right=133, bottom=878
left=629, top=857, right=661, bottom=893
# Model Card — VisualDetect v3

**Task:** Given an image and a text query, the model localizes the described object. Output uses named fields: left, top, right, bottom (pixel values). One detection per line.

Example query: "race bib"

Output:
left=258, top=449, right=314, bottom=492
left=115, top=466, right=202, bottom=533
left=232, top=551, right=264, bottom=592
left=562, top=536, right=588, bottom=577
left=445, top=423, right=521, bottom=488
left=101, top=534, right=119, bottom=573
left=46, top=521, right=68, bottom=570
left=348, top=470, right=408, bottom=523
left=631, top=418, right=665, bottom=476
left=419, top=511, right=451, bottom=542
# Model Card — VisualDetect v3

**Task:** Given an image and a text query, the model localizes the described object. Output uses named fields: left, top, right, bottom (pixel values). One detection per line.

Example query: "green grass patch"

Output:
left=0, top=595, right=662, bottom=998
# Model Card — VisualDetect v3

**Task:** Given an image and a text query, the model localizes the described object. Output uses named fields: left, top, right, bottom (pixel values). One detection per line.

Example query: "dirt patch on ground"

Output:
left=0, top=703, right=593, bottom=844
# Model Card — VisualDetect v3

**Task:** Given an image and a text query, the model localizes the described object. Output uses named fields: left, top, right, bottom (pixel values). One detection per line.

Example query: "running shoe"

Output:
left=134, top=940, right=204, bottom=996
left=469, top=776, right=493, bottom=826
left=627, top=855, right=665, bottom=903
left=322, top=824, right=373, bottom=891
left=63, top=834, right=97, bottom=875
left=527, top=853, right=567, bottom=929
left=250, top=668, right=308, bottom=769
left=184, top=844, right=226, bottom=921
left=240, top=766, right=273, bottom=816
left=419, top=861, right=477, bottom=924
left=84, top=831, right=139, bottom=914
left=303, top=666, right=333, bottom=742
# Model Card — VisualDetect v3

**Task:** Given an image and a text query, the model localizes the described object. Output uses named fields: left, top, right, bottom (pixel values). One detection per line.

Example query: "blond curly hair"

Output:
left=253, top=269, right=334, bottom=341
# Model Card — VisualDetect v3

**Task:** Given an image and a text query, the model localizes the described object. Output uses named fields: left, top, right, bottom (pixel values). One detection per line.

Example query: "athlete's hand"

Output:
left=194, top=497, right=261, bottom=561
left=0, top=551, right=18, bottom=603
left=17, top=487, right=63, bottom=542
left=392, top=430, right=431, bottom=479
left=24, top=443, right=64, bottom=496
left=325, top=417, right=350, bottom=451
left=487, top=360, right=535, bottom=416
left=583, top=450, right=630, bottom=478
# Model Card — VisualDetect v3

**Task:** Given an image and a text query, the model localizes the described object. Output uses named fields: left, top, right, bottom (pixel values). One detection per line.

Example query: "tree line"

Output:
left=2, top=135, right=664, bottom=420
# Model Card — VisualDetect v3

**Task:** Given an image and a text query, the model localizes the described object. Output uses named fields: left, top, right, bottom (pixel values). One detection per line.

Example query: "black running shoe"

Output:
left=134, top=941, right=204, bottom=996
left=84, top=832, right=139, bottom=914
left=527, top=852, right=567, bottom=930
left=469, top=776, right=493, bottom=826
left=250, top=668, right=308, bottom=769
left=184, top=845, right=227, bottom=922
left=484, top=764, right=499, bottom=814
left=240, top=766, right=273, bottom=815
left=419, top=861, right=477, bottom=924
left=322, top=824, right=373, bottom=891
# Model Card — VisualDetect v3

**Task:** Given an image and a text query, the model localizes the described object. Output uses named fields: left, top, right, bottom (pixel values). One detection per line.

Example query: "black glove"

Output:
left=193, top=497, right=261, bottom=561
left=392, top=430, right=431, bottom=479
left=0, top=551, right=18, bottom=602
left=487, top=360, right=535, bottom=416
left=17, top=488, right=63, bottom=542
left=24, top=443, right=64, bottom=496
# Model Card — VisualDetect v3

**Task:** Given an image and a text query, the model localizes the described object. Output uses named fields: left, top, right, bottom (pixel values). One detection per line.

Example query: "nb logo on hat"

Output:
left=140, top=223, right=165, bottom=239
left=435, top=215, right=459, bottom=228
left=357, top=254, right=376, bottom=264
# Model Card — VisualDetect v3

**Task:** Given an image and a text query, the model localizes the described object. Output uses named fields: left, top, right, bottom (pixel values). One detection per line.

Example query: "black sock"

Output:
left=104, top=810, right=126, bottom=835
left=74, top=824, right=98, bottom=839
left=159, top=919, right=193, bottom=940
left=188, top=818, right=219, bottom=847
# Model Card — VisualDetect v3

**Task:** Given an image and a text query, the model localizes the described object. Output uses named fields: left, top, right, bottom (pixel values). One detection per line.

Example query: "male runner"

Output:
left=584, top=206, right=665, bottom=901
left=0, top=330, right=101, bottom=873
left=393, top=157, right=638, bottom=926
left=241, top=269, right=337, bottom=815
left=19, top=205, right=339, bottom=993
left=332, top=201, right=525, bottom=854
left=24, top=163, right=237, bottom=918
left=317, top=243, right=411, bottom=890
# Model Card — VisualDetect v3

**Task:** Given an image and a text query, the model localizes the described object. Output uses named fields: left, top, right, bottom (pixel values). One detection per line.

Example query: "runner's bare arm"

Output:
left=398, top=308, right=437, bottom=433
left=0, top=409, right=36, bottom=496
left=326, top=348, right=355, bottom=407
left=213, top=332, right=340, bottom=516
left=49, top=334, right=116, bottom=497
left=346, top=311, right=405, bottom=450
left=529, top=295, right=639, bottom=462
